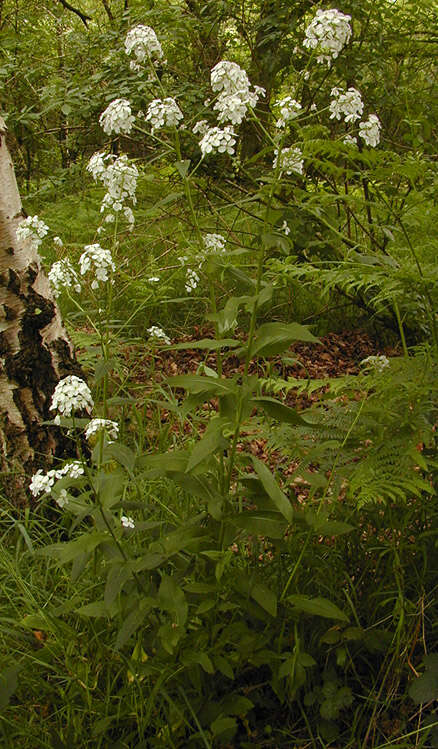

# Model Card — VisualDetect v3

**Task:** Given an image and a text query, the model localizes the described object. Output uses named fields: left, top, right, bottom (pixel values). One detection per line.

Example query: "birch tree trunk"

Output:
left=0, top=116, right=81, bottom=496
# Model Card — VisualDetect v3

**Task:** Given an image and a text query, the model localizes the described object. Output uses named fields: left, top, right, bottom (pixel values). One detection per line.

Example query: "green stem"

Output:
left=393, top=299, right=409, bottom=358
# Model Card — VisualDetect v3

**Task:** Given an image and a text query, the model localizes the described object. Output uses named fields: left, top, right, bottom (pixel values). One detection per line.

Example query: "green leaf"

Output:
left=305, top=514, right=354, bottom=536
left=251, top=582, right=277, bottom=618
left=186, top=417, right=229, bottom=472
left=104, top=563, right=132, bottom=608
left=165, top=338, right=239, bottom=351
left=252, top=322, right=320, bottom=357
left=210, top=716, right=237, bottom=737
left=102, top=443, right=136, bottom=473
left=220, top=695, right=254, bottom=716
left=115, top=599, right=154, bottom=650
left=0, top=665, right=20, bottom=712
left=229, top=512, right=287, bottom=538
left=138, top=450, right=188, bottom=474
left=159, top=575, right=188, bottom=626
left=252, top=397, right=311, bottom=426
left=409, top=654, right=438, bottom=704
left=39, top=532, right=108, bottom=565
left=76, top=600, right=115, bottom=618
left=214, top=655, right=234, bottom=679
left=166, top=374, right=235, bottom=396
left=175, top=159, right=190, bottom=178
left=251, top=456, right=293, bottom=522
left=286, top=595, right=349, bottom=622
left=233, top=572, right=277, bottom=617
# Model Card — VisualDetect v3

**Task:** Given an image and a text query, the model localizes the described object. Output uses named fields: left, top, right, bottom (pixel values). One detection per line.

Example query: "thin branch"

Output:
left=56, top=0, right=92, bottom=26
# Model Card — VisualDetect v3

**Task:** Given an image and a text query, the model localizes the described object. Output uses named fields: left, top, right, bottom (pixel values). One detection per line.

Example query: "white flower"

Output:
left=29, top=469, right=57, bottom=497
left=211, top=61, right=250, bottom=95
left=55, top=489, right=69, bottom=508
left=50, top=375, right=93, bottom=417
left=329, top=87, right=363, bottom=123
left=147, top=325, right=171, bottom=345
left=192, top=120, right=210, bottom=136
left=213, top=92, right=250, bottom=125
left=95, top=154, right=138, bottom=224
left=148, top=276, right=160, bottom=283
left=204, top=233, right=226, bottom=253
left=87, top=151, right=107, bottom=180
left=281, top=221, right=291, bottom=236
left=56, top=461, right=85, bottom=479
left=273, top=146, right=304, bottom=176
left=199, top=126, right=236, bottom=157
left=53, top=236, right=63, bottom=248
left=79, top=244, right=115, bottom=288
left=185, top=268, right=199, bottom=293
left=359, top=114, right=381, bottom=147
left=343, top=134, right=358, bottom=146
left=121, top=515, right=135, bottom=529
left=16, top=215, right=49, bottom=250
left=275, top=96, right=302, bottom=128
left=303, top=8, right=352, bottom=65
left=48, top=259, right=81, bottom=298
left=99, top=99, right=135, bottom=136
left=85, top=418, right=119, bottom=440
left=360, top=355, right=389, bottom=372
left=210, top=61, right=264, bottom=126
left=125, top=25, right=163, bottom=64
left=145, top=98, right=183, bottom=133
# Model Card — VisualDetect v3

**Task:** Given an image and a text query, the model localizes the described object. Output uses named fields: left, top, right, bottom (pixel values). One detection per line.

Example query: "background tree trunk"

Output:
left=0, top=115, right=82, bottom=497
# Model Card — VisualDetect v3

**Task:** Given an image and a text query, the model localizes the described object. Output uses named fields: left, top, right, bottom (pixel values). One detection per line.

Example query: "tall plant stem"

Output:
left=224, top=152, right=285, bottom=496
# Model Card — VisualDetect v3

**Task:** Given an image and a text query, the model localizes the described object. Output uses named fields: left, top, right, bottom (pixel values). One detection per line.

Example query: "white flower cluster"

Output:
left=85, top=418, right=119, bottom=441
left=276, top=96, right=302, bottom=128
left=199, top=126, right=236, bottom=157
left=303, top=8, right=352, bottom=65
left=359, top=114, right=381, bottom=147
left=125, top=24, right=163, bottom=71
left=87, top=151, right=107, bottom=180
left=79, top=244, right=115, bottom=289
left=29, top=461, right=85, bottom=498
left=281, top=221, right=291, bottom=236
left=147, top=325, right=171, bottom=345
left=185, top=268, right=200, bottom=293
left=87, top=153, right=138, bottom=230
left=210, top=61, right=265, bottom=126
left=360, top=354, right=389, bottom=372
left=343, top=134, right=358, bottom=146
left=16, top=215, right=49, bottom=250
left=121, top=515, right=135, bottom=529
left=99, top=99, right=135, bottom=136
left=273, top=146, right=304, bottom=176
left=329, top=87, right=363, bottom=123
left=50, top=375, right=94, bottom=417
left=145, top=98, right=183, bottom=133
left=204, top=233, right=226, bottom=253
left=192, top=120, right=209, bottom=136
left=48, top=259, right=81, bottom=298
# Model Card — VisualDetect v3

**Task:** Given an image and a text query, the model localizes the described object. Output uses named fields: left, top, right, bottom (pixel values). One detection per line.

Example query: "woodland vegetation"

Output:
left=0, top=0, right=438, bottom=746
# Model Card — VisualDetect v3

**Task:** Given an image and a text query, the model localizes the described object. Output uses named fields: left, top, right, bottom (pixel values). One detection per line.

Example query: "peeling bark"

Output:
left=0, top=116, right=82, bottom=497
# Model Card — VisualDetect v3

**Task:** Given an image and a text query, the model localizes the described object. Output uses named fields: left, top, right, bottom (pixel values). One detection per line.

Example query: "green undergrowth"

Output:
left=1, top=342, right=437, bottom=748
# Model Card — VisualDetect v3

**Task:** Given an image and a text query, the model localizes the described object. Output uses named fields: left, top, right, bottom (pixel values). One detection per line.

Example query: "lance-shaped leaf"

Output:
left=251, top=456, right=293, bottom=522
left=286, top=595, right=349, bottom=622
left=251, top=322, right=320, bottom=357
left=252, top=396, right=312, bottom=426
left=186, top=417, right=230, bottom=472
left=166, top=374, right=236, bottom=396
left=164, top=338, right=240, bottom=351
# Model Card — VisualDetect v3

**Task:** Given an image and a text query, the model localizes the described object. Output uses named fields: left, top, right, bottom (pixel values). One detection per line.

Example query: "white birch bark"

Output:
left=0, top=115, right=80, bottom=493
